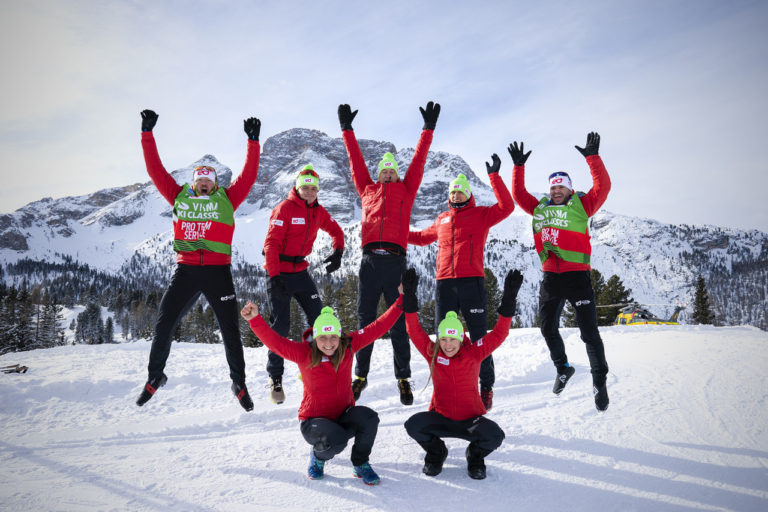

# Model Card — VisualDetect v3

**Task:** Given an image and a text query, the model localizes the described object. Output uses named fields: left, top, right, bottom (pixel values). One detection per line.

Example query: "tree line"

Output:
left=1, top=257, right=720, bottom=355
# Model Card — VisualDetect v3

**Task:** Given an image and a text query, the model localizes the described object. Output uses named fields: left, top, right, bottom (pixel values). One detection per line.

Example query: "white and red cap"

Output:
left=548, top=171, right=572, bottom=191
left=193, top=165, right=217, bottom=183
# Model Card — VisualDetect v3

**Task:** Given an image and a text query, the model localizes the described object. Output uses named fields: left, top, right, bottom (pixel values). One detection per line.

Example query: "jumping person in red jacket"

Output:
left=241, top=293, right=405, bottom=485
left=262, top=165, right=345, bottom=404
left=338, top=101, right=440, bottom=405
left=408, top=154, right=514, bottom=411
left=508, top=133, right=611, bottom=411
left=135, top=109, right=261, bottom=411
left=401, top=267, right=522, bottom=480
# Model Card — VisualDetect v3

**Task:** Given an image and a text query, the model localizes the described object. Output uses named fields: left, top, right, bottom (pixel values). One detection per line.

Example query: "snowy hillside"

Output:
left=1, top=325, right=767, bottom=511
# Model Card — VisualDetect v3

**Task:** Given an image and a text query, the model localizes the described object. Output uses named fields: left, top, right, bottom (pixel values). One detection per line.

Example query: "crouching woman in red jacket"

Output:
left=240, top=293, right=404, bottom=486
left=401, top=267, right=522, bottom=480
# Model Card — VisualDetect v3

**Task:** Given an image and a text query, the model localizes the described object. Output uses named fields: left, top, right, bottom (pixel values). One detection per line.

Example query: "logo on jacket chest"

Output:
left=291, top=217, right=306, bottom=225
left=437, top=356, right=450, bottom=365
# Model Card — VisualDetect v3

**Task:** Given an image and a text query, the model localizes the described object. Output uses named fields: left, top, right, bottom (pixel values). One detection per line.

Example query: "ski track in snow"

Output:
left=1, top=325, right=767, bottom=512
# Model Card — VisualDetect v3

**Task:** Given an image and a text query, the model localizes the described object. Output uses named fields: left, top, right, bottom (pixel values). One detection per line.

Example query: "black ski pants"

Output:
left=147, top=264, right=245, bottom=385
left=355, top=253, right=410, bottom=379
left=300, top=405, right=379, bottom=466
left=266, top=270, right=323, bottom=379
left=539, top=270, right=609, bottom=385
left=435, top=277, right=494, bottom=389
left=405, top=410, right=505, bottom=456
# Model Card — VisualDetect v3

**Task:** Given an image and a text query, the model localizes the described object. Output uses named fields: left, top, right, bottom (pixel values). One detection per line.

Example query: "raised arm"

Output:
left=472, top=269, right=522, bottom=359
left=508, top=141, right=539, bottom=215
left=403, top=101, right=440, bottom=193
left=140, top=109, right=182, bottom=205
left=484, top=153, right=515, bottom=225
left=400, top=268, right=435, bottom=359
left=338, top=104, right=373, bottom=195
left=225, top=117, right=261, bottom=210
left=575, top=132, right=611, bottom=216
left=244, top=304, right=311, bottom=363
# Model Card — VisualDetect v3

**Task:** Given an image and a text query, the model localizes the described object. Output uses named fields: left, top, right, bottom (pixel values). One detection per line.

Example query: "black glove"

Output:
left=401, top=268, right=419, bottom=313
left=323, top=248, right=343, bottom=274
left=485, top=153, right=501, bottom=175
left=244, top=117, right=261, bottom=141
left=575, top=132, right=600, bottom=157
left=507, top=141, right=531, bottom=166
left=338, top=104, right=358, bottom=131
left=141, top=109, right=158, bottom=132
left=419, top=101, right=440, bottom=130
left=498, top=269, right=523, bottom=317
left=268, top=275, right=291, bottom=302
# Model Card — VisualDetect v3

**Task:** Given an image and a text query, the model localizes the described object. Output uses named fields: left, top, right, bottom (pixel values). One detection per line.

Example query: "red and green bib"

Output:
left=532, top=194, right=591, bottom=265
left=172, top=185, right=235, bottom=255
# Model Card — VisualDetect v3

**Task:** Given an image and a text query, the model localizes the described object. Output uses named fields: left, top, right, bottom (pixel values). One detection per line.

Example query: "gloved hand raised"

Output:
left=498, top=269, right=523, bottom=317
left=419, top=101, right=440, bottom=130
left=485, top=153, right=501, bottom=175
left=268, top=275, right=291, bottom=302
left=323, top=248, right=343, bottom=274
left=575, top=132, right=600, bottom=157
left=507, top=141, right=531, bottom=166
left=244, top=117, right=261, bottom=141
left=338, top=104, right=358, bottom=131
left=401, top=268, right=419, bottom=313
left=141, top=109, right=158, bottom=132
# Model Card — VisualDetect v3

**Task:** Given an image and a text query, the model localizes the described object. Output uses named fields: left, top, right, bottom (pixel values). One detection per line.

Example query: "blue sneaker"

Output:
left=307, top=451, right=325, bottom=480
left=352, top=462, right=380, bottom=485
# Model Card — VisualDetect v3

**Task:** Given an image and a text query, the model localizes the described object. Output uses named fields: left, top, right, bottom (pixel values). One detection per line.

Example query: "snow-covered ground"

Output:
left=1, top=325, right=767, bottom=512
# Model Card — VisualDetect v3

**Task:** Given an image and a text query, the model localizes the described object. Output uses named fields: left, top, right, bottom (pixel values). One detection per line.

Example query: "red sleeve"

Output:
left=321, top=210, right=345, bottom=251
left=405, top=312, right=436, bottom=361
left=263, top=201, right=289, bottom=277
left=473, top=315, right=512, bottom=360
left=402, top=129, right=434, bottom=194
left=484, top=171, right=515, bottom=225
left=141, top=132, right=182, bottom=205
left=342, top=130, right=373, bottom=196
left=408, top=218, right=439, bottom=246
left=578, top=155, right=611, bottom=217
left=225, top=139, right=260, bottom=210
left=511, top=164, right=540, bottom=215
left=350, top=296, right=404, bottom=353
left=248, top=315, right=310, bottom=363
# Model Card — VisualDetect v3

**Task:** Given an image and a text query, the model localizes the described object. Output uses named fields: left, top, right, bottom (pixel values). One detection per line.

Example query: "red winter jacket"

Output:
left=141, top=131, right=260, bottom=266
left=511, top=155, right=611, bottom=273
left=248, top=296, right=404, bottom=421
left=406, top=312, right=512, bottom=420
left=408, top=172, right=514, bottom=279
left=342, top=129, right=433, bottom=252
left=263, top=187, right=344, bottom=277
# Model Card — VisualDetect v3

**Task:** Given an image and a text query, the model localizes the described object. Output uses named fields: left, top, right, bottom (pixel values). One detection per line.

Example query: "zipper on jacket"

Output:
left=297, top=204, right=312, bottom=271
left=379, top=183, right=386, bottom=242
left=450, top=215, right=456, bottom=278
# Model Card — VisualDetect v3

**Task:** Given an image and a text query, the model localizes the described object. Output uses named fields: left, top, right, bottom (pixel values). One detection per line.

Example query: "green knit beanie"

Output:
left=449, top=173, right=471, bottom=199
left=313, top=306, right=341, bottom=337
left=438, top=311, right=464, bottom=341
left=377, top=152, right=399, bottom=177
left=296, top=164, right=319, bottom=190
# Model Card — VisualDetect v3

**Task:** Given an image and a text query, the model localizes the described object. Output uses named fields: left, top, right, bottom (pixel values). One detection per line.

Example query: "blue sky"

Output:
left=2, top=0, right=767, bottom=231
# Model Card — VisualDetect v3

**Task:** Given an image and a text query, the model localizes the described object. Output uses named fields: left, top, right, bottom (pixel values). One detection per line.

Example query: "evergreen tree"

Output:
left=104, top=317, right=115, bottom=343
left=597, top=274, right=633, bottom=326
left=484, top=268, right=501, bottom=330
left=334, top=273, right=359, bottom=332
left=288, top=299, right=305, bottom=341
left=692, top=274, right=715, bottom=325
left=420, top=299, right=436, bottom=335
left=1, top=286, right=24, bottom=353
left=76, top=302, right=104, bottom=344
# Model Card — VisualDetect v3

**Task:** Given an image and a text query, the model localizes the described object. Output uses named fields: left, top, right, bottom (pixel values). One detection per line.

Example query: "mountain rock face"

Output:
left=1, top=128, right=766, bottom=328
